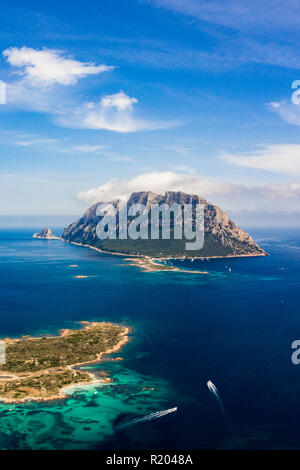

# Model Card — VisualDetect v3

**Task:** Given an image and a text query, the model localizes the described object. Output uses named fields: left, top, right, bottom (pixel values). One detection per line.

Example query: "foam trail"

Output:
left=116, top=407, right=177, bottom=430
left=207, top=380, right=227, bottom=418
left=207, top=380, right=238, bottom=444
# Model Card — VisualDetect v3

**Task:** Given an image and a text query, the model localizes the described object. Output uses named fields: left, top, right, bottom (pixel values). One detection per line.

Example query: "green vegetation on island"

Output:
left=0, top=322, right=129, bottom=402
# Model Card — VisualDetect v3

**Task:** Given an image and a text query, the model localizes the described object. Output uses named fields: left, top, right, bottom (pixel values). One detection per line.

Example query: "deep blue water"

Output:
left=0, top=228, right=300, bottom=449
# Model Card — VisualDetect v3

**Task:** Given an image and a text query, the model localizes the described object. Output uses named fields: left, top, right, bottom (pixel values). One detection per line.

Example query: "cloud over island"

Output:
left=77, top=170, right=300, bottom=213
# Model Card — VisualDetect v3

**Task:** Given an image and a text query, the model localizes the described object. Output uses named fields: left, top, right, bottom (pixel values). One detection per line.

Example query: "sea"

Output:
left=0, top=227, right=300, bottom=450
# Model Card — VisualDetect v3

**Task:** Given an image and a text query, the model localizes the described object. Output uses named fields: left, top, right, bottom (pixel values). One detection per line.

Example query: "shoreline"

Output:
left=0, top=322, right=130, bottom=405
left=63, top=239, right=267, bottom=274
left=61, top=238, right=268, bottom=261
left=33, top=235, right=267, bottom=273
left=32, top=234, right=267, bottom=261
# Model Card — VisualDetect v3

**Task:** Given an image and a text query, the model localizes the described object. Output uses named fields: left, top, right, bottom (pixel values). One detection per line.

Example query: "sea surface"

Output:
left=0, top=228, right=300, bottom=449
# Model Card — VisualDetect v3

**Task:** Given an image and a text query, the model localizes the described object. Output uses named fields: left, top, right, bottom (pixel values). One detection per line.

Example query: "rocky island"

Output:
left=62, top=191, right=267, bottom=259
left=0, top=322, right=129, bottom=402
left=33, top=226, right=60, bottom=240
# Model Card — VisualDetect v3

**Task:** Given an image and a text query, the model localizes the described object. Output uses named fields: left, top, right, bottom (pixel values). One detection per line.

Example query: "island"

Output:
left=33, top=226, right=60, bottom=240
left=0, top=322, right=129, bottom=403
left=33, top=191, right=267, bottom=273
left=61, top=191, right=267, bottom=259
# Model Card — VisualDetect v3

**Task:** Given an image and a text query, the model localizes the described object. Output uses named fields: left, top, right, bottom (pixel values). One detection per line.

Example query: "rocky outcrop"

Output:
left=62, top=191, right=267, bottom=259
left=33, top=227, right=58, bottom=240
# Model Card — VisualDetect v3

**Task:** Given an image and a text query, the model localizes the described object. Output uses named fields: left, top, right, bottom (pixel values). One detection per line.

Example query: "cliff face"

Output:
left=62, top=191, right=267, bottom=258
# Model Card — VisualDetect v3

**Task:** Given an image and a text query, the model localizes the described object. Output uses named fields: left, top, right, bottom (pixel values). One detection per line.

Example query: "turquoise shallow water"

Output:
left=0, top=364, right=172, bottom=450
left=1, top=228, right=300, bottom=449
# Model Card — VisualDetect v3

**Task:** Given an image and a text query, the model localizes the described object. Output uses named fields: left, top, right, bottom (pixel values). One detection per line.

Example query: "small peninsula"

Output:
left=0, top=322, right=129, bottom=403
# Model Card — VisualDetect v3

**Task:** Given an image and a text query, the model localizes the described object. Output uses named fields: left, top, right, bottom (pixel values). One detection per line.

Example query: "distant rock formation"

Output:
left=33, top=227, right=58, bottom=240
left=62, top=191, right=267, bottom=259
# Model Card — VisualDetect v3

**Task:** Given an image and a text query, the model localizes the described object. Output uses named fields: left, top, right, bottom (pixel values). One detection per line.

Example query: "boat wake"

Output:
left=207, top=380, right=237, bottom=435
left=207, top=380, right=226, bottom=417
left=116, top=407, right=177, bottom=430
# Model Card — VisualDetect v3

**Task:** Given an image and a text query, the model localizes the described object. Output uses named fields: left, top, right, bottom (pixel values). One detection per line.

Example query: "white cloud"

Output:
left=4, top=79, right=61, bottom=113
left=58, top=91, right=178, bottom=132
left=140, top=1, right=300, bottom=71
left=269, top=100, right=300, bottom=128
left=145, top=0, right=300, bottom=33
left=3, top=47, right=114, bottom=85
left=269, top=101, right=281, bottom=108
left=101, top=91, right=137, bottom=111
left=172, top=165, right=195, bottom=173
left=77, top=171, right=241, bottom=206
left=262, top=182, right=300, bottom=199
left=77, top=171, right=300, bottom=213
left=60, top=143, right=133, bottom=161
left=164, top=145, right=196, bottom=157
left=70, top=144, right=108, bottom=153
left=0, top=132, right=133, bottom=161
left=2, top=48, right=177, bottom=133
left=15, top=138, right=58, bottom=147
left=219, top=144, right=300, bottom=176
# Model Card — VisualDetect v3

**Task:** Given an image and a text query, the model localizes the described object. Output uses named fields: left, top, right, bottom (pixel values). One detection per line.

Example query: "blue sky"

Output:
left=1, top=0, right=300, bottom=224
